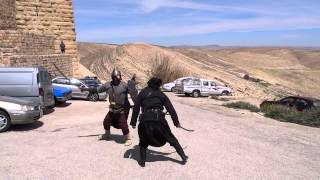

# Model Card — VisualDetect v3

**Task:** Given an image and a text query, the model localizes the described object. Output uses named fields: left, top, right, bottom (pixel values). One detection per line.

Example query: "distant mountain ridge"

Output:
left=78, top=42, right=320, bottom=99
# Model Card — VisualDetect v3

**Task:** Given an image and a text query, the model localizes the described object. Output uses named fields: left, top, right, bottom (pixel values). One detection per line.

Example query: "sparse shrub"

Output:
left=261, top=104, right=320, bottom=127
left=148, top=54, right=187, bottom=83
left=223, top=101, right=260, bottom=112
left=210, top=95, right=229, bottom=101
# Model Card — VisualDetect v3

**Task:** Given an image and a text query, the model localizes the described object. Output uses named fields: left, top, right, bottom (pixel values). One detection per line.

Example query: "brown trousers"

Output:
left=103, top=111, right=129, bottom=135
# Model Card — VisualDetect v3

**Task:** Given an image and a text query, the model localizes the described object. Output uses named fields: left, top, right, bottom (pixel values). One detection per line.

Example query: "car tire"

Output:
left=192, top=90, right=200, bottom=98
left=0, top=110, right=11, bottom=133
left=221, top=91, right=230, bottom=96
left=171, top=87, right=175, bottom=92
left=88, top=93, right=99, bottom=102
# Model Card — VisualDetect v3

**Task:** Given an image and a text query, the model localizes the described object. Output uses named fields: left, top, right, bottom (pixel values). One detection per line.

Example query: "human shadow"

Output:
left=78, top=133, right=125, bottom=144
left=9, top=121, right=44, bottom=132
left=124, top=145, right=183, bottom=165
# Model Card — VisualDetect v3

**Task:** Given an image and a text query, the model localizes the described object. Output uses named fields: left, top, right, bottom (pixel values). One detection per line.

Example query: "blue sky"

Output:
left=73, top=0, right=320, bottom=46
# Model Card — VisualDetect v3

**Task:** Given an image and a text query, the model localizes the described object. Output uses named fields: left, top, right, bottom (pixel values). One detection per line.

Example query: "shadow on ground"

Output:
left=43, top=108, right=55, bottom=115
left=77, top=134, right=126, bottom=144
left=54, top=102, right=72, bottom=108
left=9, top=121, right=44, bottom=131
left=175, top=94, right=208, bottom=98
left=124, top=145, right=183, bottom=165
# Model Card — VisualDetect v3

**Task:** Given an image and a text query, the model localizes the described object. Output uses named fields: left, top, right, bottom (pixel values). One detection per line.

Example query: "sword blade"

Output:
left=180, top=126, right=195, bottom=132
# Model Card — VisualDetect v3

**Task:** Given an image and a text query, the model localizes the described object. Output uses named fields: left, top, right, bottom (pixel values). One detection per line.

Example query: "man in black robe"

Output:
left=60, top=41, right=65, bottom=54
left=130, top=77, right=188, bottom=167
left=127, top=74, right=138, bottom=98
left=83, top=68, right=137, bottom=146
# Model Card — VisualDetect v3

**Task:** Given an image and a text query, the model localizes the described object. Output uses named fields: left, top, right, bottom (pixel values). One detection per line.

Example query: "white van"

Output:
left=0, top=67, right=55, bottom=108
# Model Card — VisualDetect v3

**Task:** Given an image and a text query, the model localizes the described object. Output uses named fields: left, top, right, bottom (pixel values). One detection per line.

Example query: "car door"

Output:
left=201, top=81, right=210, bottom=96
left=70, top=79, right=89, bottom=98
left=38, top=70, right=55, bottom=107
left=209, top=81, right=219, bottom=95
left=52, top=78, right=79, bottom=98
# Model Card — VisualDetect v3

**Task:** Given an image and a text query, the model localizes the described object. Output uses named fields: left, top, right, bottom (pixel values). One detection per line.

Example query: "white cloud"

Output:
left=75, top=0, right=320, bottom=43
left=78, top=16, right=320, bottom=41
left=139, top=0, right=271, bottom=15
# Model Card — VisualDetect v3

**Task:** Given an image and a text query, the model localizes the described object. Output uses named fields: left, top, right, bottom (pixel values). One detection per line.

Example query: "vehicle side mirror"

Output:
left=80, top=84, right=85, bottom=89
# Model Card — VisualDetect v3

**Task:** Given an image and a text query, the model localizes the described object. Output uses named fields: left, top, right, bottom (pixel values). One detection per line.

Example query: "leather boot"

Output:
left=100, top=130, right=111, bottom=140
left=174, top=143, right=188, bottom=165
left=124, top=134, right=132, bottom=146
left=139, top=146, right=146, bottom=167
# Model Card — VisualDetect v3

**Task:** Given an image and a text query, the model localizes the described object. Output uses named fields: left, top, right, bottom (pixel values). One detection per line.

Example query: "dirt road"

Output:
left=1, top=94, right=320, bottom=180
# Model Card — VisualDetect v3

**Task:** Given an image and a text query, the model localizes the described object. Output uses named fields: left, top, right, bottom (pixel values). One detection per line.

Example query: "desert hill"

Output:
left=78, top=42, right=320, bottom=99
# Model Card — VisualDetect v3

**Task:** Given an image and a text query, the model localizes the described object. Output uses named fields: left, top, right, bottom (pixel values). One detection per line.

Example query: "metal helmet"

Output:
left=111, top=68, right=122, bottom=80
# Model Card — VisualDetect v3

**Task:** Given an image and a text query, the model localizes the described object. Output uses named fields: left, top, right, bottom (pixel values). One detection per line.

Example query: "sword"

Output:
left=179, top=126, right=195, bottom=132
left=165, top=111, right=195, bottom=132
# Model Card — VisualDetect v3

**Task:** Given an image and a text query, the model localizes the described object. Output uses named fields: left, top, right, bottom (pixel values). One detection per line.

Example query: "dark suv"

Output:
left=80, top=77, right=102, bottom=88
left=260, top=96, right=320, bottom=111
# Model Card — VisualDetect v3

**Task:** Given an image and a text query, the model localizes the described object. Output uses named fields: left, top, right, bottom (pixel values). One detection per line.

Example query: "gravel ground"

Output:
left=0, top=94, right=320, bottom=180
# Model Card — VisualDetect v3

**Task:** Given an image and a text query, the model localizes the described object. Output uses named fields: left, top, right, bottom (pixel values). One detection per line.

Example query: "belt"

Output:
left=143, top=109, right=162, bottom=113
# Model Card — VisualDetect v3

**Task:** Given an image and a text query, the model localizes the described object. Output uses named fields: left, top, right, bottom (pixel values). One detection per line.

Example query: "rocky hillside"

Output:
left=78, top=42, right=320, bottom=99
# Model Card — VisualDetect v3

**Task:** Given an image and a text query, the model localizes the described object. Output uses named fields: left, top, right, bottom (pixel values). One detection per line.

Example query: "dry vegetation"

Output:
left=261, top=104, right=320, bottom=128
left=147, top=54, right=187, bottom=83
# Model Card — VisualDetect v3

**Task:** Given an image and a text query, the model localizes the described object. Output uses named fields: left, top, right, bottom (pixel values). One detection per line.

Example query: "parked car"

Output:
left=162, top=81, right=176, bottom=92
left=53, top=85, right=72, bottom=104
left=80, top=77, right=102, bottom=88
left=0, top=96, right=42, bottom=132
left=52, top=77, right=107, bottom=101
left=173, top=77, right=195, bottom=94
left=0, top=67, right=54, bottom=109
left=175, top=78, right=232, bottom=97
left=260, top=96, right=320, bottom=111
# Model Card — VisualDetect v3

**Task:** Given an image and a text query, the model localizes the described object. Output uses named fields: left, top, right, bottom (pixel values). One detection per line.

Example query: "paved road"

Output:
left=1, top=95, right=320, bottom=180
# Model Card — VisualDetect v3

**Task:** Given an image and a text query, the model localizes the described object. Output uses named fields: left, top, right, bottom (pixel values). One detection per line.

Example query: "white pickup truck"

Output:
left=175, top=78, right=231, bottom=97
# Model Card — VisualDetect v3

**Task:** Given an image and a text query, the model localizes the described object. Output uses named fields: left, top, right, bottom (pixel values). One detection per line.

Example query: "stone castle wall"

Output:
left=0, top=0, right=79, bottom=77
left=0, top=0, right=16, bottom=30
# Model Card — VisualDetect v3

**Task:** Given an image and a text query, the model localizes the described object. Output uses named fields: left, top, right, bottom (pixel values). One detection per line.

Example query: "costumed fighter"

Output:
left=130, top=77, right=188, bottom=167
left=82, top=68, right=137, bottom=146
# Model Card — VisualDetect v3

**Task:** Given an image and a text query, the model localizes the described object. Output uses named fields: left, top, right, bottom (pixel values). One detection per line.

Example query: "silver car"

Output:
left=52, top=77, right=107, bottom=101
left=0, top=96, right=42, bottom=132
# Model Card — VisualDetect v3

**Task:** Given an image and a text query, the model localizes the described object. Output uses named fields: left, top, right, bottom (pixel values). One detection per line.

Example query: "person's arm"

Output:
left=130, top=92, right=143, bottom=128
left=127, top=81, right=138, bottom=102
left=96, top=83, right=109, bottom=93
left=80, top=83, right=109, bottom=93
left=163, top=93, right=180, bottom=127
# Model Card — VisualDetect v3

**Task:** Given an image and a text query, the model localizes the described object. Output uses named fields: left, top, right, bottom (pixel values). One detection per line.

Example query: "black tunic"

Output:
left=130, top=87, right=180, bottom=147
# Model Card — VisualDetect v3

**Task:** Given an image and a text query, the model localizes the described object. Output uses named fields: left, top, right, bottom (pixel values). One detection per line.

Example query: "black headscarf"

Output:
left=147, top=77, right=162, bottom=90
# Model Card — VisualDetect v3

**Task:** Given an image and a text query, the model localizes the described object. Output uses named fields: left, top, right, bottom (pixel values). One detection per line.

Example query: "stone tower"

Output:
left=0, top=0, right=79, bottom=77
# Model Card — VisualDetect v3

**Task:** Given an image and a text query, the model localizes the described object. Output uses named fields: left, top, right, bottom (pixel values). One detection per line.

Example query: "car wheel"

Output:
left=171, top=87, right=175, bottom=92
left=0, top=111, right=11, bottom=133
left=192, top=90, right=200, bottom=98
left=88, top=93, right=99, bottom=102
left=221, top=91, right=230, bottom=96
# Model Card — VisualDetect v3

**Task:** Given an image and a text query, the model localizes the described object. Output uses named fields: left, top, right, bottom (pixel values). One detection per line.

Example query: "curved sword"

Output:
left=165, top=111, right=195, bottom=132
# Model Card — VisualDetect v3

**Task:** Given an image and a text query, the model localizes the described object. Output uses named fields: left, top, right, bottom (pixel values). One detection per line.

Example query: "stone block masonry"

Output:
left=0, top=0, right=16, bottom=30
left=10, top=54, right=73, bottom=77
left=0, top=0, right=80, bottom=77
